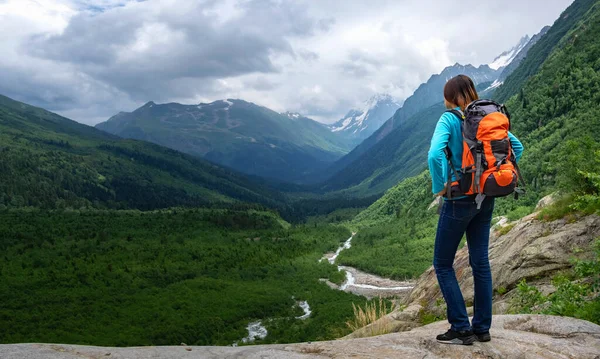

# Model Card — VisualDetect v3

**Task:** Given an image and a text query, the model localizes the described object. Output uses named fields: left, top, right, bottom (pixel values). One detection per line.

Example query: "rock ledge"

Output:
left=2, top=315, right=599, bottom=359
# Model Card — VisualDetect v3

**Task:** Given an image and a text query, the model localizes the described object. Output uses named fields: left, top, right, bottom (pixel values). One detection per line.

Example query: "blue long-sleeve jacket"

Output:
left=427, top=110, right=524, bottom=195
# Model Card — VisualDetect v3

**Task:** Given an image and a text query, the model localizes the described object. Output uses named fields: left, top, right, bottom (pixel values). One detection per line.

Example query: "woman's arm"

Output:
left=428, top=115, right=451, bottom=195
left=508, top=132, right=524, bottom=162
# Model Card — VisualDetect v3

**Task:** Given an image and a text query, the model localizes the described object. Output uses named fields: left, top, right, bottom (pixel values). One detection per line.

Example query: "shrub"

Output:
left=506, top=206, right=534, bottom=222
left=497, top=223, right=516, bottom=236
left=510, top=240, right=600, bottom=324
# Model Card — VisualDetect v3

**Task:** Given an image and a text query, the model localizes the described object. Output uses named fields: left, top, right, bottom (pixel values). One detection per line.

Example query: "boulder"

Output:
left=492, top=215, right=509, bottom=229
left=3, top=315, right=599, bottom=358
left=535, top=192, right=558, bottom=211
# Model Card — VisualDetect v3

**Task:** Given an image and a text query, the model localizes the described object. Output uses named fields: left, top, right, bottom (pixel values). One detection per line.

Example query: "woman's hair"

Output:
left=443, top=75, right=479, bottom=110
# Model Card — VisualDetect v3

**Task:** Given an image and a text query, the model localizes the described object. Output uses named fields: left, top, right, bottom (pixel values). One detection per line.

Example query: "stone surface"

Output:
left=406, top=214, right=600, bottom=309
left=3, top=315, right=599, bottom=358
left=535, top=192, right=558, bottom=211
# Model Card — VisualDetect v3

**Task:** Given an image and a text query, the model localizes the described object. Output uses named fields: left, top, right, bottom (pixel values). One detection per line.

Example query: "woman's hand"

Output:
left=436, top=188, right=447, bottom=197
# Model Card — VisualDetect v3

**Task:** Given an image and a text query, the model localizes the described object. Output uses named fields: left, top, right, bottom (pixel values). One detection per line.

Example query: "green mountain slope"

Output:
left=343, top=0, right=600, bottom=279
left=0, top=94, right=287, bottom=212
left=96, top=100, right=353, bottom=183
left=321, top=102, right=445, bottom=196
left=505, top=0, right=600, bottom=196
left=494, top=0, right=598, bottom=103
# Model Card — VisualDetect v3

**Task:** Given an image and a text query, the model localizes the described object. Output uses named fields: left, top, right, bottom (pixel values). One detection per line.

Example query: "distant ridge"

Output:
left=96, top=99, right=354, bottom=183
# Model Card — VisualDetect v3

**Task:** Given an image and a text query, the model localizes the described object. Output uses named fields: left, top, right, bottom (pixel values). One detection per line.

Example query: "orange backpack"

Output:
left=445, top=99, right=525, bottom=208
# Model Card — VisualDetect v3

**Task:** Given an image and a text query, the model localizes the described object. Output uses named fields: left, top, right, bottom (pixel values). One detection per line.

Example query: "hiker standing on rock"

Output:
left=427, top=75, right=524, bottom=345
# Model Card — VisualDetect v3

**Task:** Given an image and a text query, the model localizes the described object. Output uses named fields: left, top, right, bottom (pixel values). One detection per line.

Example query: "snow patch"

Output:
left=331, top=117, right=354, bottom=132
left=489, top=35, right=530, bottom=70
left=484, top=79, right=504, bottom=92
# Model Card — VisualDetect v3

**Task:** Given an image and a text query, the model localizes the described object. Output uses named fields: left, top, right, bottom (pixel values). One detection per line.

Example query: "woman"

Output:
left=427, top=75, right=523, bottom=345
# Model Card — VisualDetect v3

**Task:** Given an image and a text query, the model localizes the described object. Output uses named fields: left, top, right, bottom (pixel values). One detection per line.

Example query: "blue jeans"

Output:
left=433, top=196, right=494, bottom=333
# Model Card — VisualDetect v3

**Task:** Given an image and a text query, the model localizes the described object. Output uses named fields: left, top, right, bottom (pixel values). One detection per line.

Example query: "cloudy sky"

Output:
left=0, top=0, right=573, bottom=125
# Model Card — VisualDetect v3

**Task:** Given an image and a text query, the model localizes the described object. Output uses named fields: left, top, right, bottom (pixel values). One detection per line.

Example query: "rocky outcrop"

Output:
left=407, top=213, right=600, bottom=309
left=3, top=315, right=599, bottom=358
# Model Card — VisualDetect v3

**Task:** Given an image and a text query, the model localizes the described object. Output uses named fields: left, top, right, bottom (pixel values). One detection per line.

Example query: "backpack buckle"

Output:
left=475, top=194, right=486, bottom=210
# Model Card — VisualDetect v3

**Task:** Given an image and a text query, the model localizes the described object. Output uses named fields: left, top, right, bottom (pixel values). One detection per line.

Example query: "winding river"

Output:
left=236, top=300, right=312, bottom=345
left=237, top=232, right=413, bottom=344
left=321, top=233, right=415, bottom=298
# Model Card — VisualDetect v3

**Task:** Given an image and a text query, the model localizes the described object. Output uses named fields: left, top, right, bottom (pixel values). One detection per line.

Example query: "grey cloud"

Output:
left=0, top=67, right=77, bottom=111
left=23, top=0, right=325, bottom=103
left=0, top=62, right=137, bottom=125
left=297, top=49, right=319, bottom=62
left=1, top=0, right=573, bottom=125
left=340, top=49, right=383, bottom=77
left=317, top=18, right=336, bottom=32
left=242, top=76, right=279, bottom=91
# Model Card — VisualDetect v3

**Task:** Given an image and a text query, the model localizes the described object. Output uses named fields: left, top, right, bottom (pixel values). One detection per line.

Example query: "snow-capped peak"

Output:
left=363, top=93, right=400, bottom=110
left=489, top=35, right=531, bottom=70
left=329, top=93, right=401, bottom=138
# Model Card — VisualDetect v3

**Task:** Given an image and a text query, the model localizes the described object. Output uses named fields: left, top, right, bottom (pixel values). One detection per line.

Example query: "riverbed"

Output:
left=321, top=233, right=415, bottom=299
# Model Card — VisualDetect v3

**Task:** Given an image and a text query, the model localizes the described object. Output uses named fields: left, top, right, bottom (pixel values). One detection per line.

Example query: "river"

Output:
left=236, top=299, right=312, bottom=345
left=320, top=233, right=415, bottom=299
left=238, top=232, right=413, bottom=345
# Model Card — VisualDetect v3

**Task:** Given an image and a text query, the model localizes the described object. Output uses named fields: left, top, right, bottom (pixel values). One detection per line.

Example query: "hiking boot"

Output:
left=475, top=331, right=491, bottom=342
left=436, top=329, right=477, bottom=345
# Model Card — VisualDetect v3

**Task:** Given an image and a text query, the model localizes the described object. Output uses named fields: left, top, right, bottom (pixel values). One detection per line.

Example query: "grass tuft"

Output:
left=345, top=298, right=395, bottom=337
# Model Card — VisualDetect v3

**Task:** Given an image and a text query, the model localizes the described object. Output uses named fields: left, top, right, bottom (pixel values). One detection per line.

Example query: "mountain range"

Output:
left=96, top=99, right=354, bottom=183
left=0, top=94, right=289, bottom=213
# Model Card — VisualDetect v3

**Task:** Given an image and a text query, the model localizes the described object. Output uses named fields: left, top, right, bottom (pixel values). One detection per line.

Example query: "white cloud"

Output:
left=0, top=0, right=574, bottom=125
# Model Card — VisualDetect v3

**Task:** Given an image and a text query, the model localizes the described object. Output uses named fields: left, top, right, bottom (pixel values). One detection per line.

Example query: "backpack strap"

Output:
left=474, top=141, right=484, bottom=194
left=445, top=109, right=464, bottom=121
left=442, top=109, right=465, bottom=199
left=500, top=104, right=512, bottom=131
left=443, top=147, right=462, bottom=199
left=511, top=149, right=527, bottom=199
